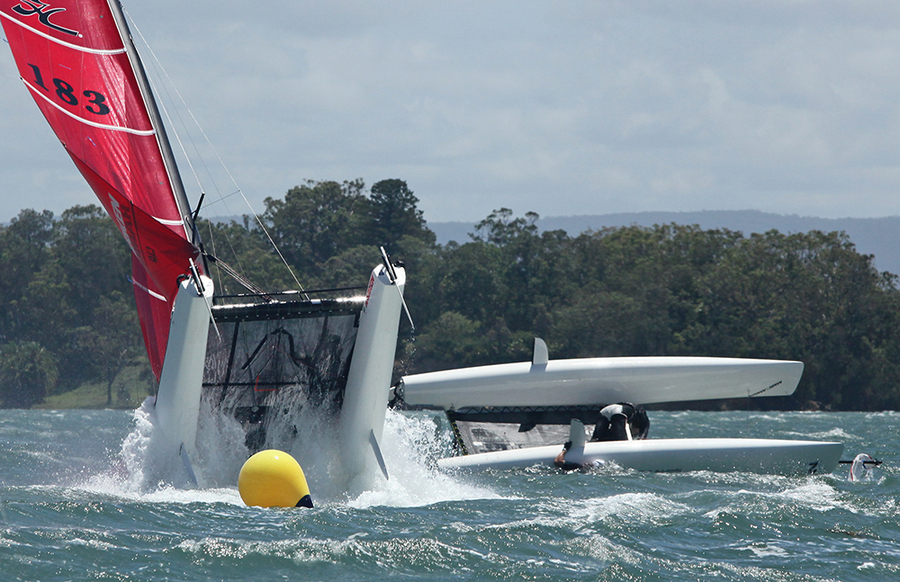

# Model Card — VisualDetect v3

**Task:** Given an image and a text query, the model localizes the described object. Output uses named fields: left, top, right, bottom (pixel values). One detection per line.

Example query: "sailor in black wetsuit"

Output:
left=590, top=402, right=649, bottom=441
left=630, top=406, right=650, bottom=440
left=554, top=403, right=650, bottom=471
left=553, top=440, right=582, bottom=471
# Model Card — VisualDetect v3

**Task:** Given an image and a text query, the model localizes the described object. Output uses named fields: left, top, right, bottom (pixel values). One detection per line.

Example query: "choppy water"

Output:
left=0, top=408, right=897, bottom=581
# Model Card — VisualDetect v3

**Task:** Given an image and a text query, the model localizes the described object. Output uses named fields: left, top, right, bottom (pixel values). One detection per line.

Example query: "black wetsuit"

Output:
left=590, top=402, right=650, bottom=441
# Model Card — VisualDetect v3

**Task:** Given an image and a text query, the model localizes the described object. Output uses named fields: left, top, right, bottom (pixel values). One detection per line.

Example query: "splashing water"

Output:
left=119, top=397, right=155, bottom=491
left=80, top=399, right=243, bottom=504
left=113, top=394, right=497, bottom=508
left=350, top=410, right=501, bottom=508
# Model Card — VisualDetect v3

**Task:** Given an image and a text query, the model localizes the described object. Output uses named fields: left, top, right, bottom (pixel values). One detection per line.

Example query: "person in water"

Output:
left=554, top=403, right=649, bottom=470
left=554, top=440, right=582, bottom=471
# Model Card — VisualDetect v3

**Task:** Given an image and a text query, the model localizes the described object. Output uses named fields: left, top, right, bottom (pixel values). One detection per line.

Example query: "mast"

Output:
left=106, top=0, right=196, bottom=242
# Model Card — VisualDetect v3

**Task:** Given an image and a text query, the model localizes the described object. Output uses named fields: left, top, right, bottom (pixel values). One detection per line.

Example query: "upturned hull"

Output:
left=438, top=438, right=843, bottom=475
left=401, top=357, right=803, bottom=409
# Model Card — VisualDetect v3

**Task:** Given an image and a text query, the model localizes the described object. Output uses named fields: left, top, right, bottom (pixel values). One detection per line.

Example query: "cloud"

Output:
left=3, top=0, right=900, bottom=225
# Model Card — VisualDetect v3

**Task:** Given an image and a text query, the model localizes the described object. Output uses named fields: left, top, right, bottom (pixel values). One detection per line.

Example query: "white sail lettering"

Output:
left=108, top=194, right=138, bottom=255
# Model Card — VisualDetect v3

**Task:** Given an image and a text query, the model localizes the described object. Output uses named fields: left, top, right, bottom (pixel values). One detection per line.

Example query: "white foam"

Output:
left=784, top=427, right=856, bottom=440
left=101, top=396, right=497, bottom=508
left=72, top=396, right=247, bottom=503
left=743, top=543, right=788, bottom=557
left=569, top=492, right=692, bottom=524
left=702, top=478, right=846, bottom=520
left=72, top=470, right=244, bottom=505
left=118, top=397, right=157, bottom=492
left=778, top=480, right=843, bottom=512
left=348, top=410, right=502, bottom=508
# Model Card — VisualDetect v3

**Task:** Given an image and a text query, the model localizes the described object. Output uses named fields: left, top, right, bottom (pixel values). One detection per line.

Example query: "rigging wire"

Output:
left=124, top=9, right=308, bottom=299
left=124, top=11, right=251, bottom=282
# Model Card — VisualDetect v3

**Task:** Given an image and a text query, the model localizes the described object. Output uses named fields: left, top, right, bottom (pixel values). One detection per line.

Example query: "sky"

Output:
left=2, top=0, right=900, bottom=225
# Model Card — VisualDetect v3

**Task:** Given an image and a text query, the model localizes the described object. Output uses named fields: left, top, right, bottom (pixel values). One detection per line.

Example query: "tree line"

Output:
left=3, top=178, right=900, bottom=410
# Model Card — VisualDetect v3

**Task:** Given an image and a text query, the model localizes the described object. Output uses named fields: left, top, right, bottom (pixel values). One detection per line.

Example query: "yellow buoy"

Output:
left=238, top=449, right=313, bottom=508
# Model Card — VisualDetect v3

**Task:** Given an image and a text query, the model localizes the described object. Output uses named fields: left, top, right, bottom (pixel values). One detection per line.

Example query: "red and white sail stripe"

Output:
left=1, top=0, right=201, bottom=379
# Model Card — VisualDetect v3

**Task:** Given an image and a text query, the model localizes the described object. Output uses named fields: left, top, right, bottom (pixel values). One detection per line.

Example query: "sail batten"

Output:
left=22, top=78, right=158, bottom=135
left=132, top=279, right=168, bottom=303
left=1, top=0, right=202, bottom=380
left=0, top=11, right=125, bottom=54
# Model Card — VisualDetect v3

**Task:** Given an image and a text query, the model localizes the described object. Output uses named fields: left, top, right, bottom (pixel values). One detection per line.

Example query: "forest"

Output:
left=3, top=178, right=900, bottom=410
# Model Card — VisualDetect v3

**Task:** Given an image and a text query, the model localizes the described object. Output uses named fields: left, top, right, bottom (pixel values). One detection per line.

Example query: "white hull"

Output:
left=153, top=275, right=214, bottom=475
left=340, top=264, right=405, bottom=487
left=438, top=438, right=843, bottom=475
left=401, top=356, right=803, bottom=409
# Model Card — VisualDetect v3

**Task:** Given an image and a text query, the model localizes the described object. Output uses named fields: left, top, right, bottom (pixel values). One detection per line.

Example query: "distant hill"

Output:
left=429, top=210, right=900, bottom=276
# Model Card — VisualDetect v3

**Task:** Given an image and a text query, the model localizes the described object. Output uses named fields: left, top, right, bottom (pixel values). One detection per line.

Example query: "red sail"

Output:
left=1, top=1, right=199, bottom=380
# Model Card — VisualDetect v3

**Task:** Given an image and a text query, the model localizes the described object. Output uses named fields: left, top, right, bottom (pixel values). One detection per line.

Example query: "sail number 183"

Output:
left=27, top=64, right=111, bottom=116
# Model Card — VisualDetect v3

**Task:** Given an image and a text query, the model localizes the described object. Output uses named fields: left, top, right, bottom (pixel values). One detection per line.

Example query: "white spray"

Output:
left=116, top=393, right=497, bottom=506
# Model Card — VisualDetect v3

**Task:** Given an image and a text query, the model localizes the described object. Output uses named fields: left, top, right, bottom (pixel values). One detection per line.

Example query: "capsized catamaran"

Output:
left=396, top=339, right=845, bottom=475
left=0, top=0, right=404, bottom=490
left=1, top=0, right=851, bottom=484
